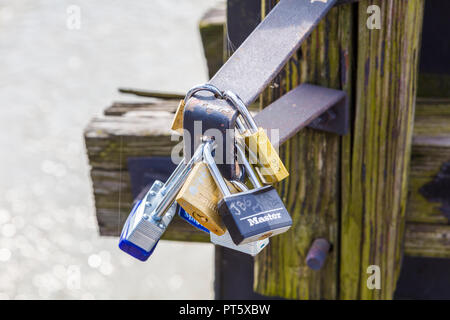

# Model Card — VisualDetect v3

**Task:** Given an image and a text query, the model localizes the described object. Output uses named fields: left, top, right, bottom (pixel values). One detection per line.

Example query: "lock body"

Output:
left=183, top=97, right=240, bottom=180
left=170, top=99, right=185, bottom=134
left=172, top=84, right=224, bottom=135
left=241, top=127, right=289, bottom=184
left=176, top=162, right=238, bottom=236
left=218, top=185, right=292, bottom=245
left=223, top=90, right=288, bottom=184
left=211, top=230, right=269, bottom=256
left=119, top=180, right=176, bottom=261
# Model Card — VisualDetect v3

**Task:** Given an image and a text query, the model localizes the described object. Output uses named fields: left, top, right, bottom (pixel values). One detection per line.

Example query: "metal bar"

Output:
left=254, top=83, right=348, bottom=147
left=236, top=143, right=262, bottom=188
left=209, top=0, right=338, bottom=106
left=184, top=0, right=346, bottom=179
left=226, top=0, right=359, bottom=55
left=203, top=142, right=232, bottom=197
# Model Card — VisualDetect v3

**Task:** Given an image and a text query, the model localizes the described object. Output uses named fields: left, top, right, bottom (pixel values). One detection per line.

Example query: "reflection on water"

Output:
left=0, top=0, right=222, bottom=299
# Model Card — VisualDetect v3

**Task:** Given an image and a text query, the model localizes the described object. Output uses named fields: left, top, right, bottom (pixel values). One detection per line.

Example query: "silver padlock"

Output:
left=119, top=142, right=205, bottom=261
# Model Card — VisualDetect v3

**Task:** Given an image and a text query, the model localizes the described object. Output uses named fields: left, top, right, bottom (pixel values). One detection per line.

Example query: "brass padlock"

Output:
left=170, top=84, right=223, bottom=134
left=224, top=91, right=289, bottom=184
left=170, top=99, right=185, bottom=134
left=242, top=126, right=288, bottom=184
left=176, top=161, right=239, bottom=236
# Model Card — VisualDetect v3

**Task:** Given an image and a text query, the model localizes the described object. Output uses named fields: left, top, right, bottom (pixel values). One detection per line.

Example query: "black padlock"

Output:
left=203, top=140, right=292, bottom=245
left=183, top=87, right=241, bottom=180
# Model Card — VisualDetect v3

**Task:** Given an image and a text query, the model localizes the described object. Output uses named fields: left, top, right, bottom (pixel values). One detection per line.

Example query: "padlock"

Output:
left=204, top=140, right=292, bottom=245
left=210, top=180, right=269, bottom=256
left=118, top=142, right=205, bottom=261
left=171, top=84, right=223, bottom=134
left=224, top=90, right=289, bottom=184
left=176, top=161, right=240, bottom=236
left=171, top=99, right=185, bottom=134
left=118, top=181, right=176, bottom=261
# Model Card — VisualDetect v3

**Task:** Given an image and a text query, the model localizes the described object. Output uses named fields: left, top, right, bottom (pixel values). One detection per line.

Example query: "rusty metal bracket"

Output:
left=255, top=83, right=348, bottom=147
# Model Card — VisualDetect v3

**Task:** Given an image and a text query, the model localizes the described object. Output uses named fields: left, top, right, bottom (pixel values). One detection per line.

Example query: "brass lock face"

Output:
left=176, top=162, right=238, bottom=236
left=242, top=127, right=289, bottom=184
left=170, top=99, right=185, bottom=134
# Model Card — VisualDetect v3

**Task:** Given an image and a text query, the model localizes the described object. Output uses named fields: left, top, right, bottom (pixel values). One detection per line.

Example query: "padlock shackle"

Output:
left=185, top=84, right=223, bottom=103
left=163, top=158, right=187, bottom=191
left=203, top=140, right=232, bottom=198
left=230, top=180, right=248, bottom=192
left=236, top=142, right=263, bottom=189
left=235, top=117, right=247, bottom=134
left=153, top=142, right=205, bottom=219
left=223, top=90, right=258, bottom=133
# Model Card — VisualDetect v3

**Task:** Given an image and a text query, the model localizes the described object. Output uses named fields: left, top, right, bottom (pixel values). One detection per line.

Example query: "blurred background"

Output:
left=0, top=0, right=223, bottom=299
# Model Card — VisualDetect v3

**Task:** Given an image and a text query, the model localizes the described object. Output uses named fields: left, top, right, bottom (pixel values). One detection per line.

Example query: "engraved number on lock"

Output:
left=258, top=192, right=281, bottom=210
left=228, top=198, right=263, bottom=216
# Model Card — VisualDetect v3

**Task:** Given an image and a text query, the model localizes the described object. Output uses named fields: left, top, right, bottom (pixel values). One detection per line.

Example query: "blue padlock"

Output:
left=119, top=183, right=176, bottom=261
left=177, top=205, right=210, bottom=234
left=119, top=142, right=205, bottom=261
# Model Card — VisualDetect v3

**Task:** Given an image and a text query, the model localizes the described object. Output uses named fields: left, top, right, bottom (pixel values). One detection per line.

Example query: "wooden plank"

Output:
left=407, top=99, right=450, bottom=225
left=404, top=223, right=450, bottom=258
left=84, top=112, right=179, bottom=170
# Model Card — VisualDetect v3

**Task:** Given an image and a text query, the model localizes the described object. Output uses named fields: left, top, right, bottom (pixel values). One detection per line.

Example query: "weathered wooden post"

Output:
left=341, top=0, right=424, bottom=300
left=254, top=0, right=424, bottom=300
left=254, top=0, right=353, bottom=300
